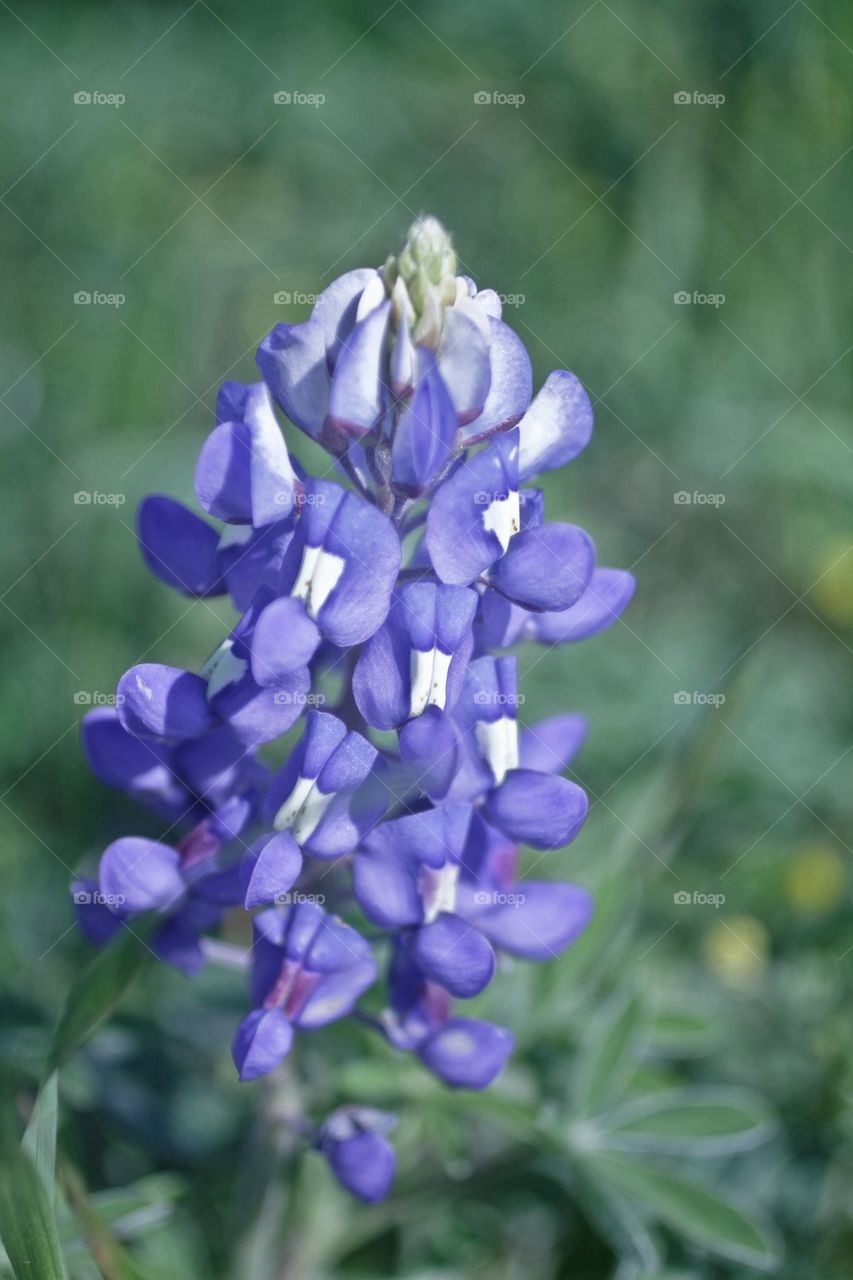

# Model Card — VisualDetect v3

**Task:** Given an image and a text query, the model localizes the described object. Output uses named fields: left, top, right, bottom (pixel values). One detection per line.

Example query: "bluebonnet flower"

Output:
left=75, top=215, right=634, bottom=1203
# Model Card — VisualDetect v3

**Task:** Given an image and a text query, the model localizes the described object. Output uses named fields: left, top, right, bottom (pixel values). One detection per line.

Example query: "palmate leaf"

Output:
left=574, top=989, right=646, bottom=1115
left=591, top=1152, right=779, bottom=1271
left=599, top=1088, right=774, bottom=1157
left=47, top=924, right=151, bottom=1071
left=0, top=1144, right=66, bottom=1280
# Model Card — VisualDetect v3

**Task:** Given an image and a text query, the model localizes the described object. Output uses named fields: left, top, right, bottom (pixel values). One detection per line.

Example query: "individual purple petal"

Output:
left=232, top=1008, right=294, bottom=1081
left=483, top=769, right=589, bottom=849
left=457, top=318, right=532, bottom=446
left=419, top=1018, right=514, bottom=1089
left=391, top=356, right=458, bottom=497
left=216, top=520, right=292, bottom=612
left=436, top=306, right=491, bottom=425
left=398, top=705, right=458, bottom=801
left=475, top=881, right=592, bottom=959
left=249, top=596, right=321, bottom=685
left=312, top=268, right=377, bottom=367
left=530, top=568, right=637, bottom=644
left=99, top=836, right=185, bottom=914
left=517, top=370, right=594, bottom=481
left=354, top=806, right=470, bottom=927
left=81, top=709, right=187, bottom=809
left=426, top=430, right=520, bottom=585
left=279, top=481, right=401, bottom=649
left=353, top=582, right=477, bottom=730
left=242, top=831, right=303, bottom=909
left=411, top=912, right=496, bottom=997
left=328, top=300, right=391, bottom=438
left=137, top=496, right=224, bottom=597
left=257, top=320, right=330, bottom=442
left=174, top=724, right=263, bottom=807
left=195, top=383, right=297, bottom=526
left=151, top=905, right=210, bottom=976
left=326, top=1130, right=396, bottom=1204
left=207, top=662, right=310, bottom=747
left=473, top=590, right=529, bottom=651
left=117, top=665, right=215, bottom=741
left=489, top=523, right=595, bottom=612
left=519, top=713, right=588, bottom=774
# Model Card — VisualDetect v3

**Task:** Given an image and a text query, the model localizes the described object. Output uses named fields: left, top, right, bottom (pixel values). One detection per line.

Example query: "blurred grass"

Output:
left=1, top=0, right=852, bottom=1276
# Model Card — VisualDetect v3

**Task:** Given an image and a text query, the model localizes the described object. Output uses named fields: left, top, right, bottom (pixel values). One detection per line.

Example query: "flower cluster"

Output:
left=74, top=216, right=634, bottom=1202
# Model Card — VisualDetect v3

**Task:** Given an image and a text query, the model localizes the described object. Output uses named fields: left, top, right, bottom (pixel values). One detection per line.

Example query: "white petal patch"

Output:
left=419, top=861, right=459, bottom=924
left=482, top=489, right=520, bottom=555
left=217, top=524, right=254, bottom=550
left=475, top=716, right=519, bottom=786
left=201, top=639, right=248, bottom=700
left=291, top=543, right=346, bottom=618
left=409, top=646, right=454, bottom=718
left=273, top=773, right=334, bottom=843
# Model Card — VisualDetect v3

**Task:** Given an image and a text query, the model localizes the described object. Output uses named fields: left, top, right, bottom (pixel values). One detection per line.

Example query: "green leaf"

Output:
left=0, top=1144, right=66, bottom=1280
left=575, top=990, right=646, bottom=1114
left=22, top=1073, right=59, bottom=1192
left=593, top=1153, right=779, bottom=1270
left=650, top=1008, right=721, bottom=1057
left=47, top=925, right=151, bottom=1071
left=601, top=1088, right=774, bottom=1156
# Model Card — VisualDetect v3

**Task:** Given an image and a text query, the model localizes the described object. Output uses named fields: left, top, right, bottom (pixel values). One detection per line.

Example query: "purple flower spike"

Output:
left=77, top=214, right=634, bottom=1163
left=352, top=581, right=478, bottom=730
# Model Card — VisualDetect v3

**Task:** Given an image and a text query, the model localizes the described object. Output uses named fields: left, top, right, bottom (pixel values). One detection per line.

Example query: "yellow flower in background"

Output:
left=785, top=843, right=846, bottom=917
left=703, top=915, right=770, bottom=989
left=811, top=540, right=853, bottom=627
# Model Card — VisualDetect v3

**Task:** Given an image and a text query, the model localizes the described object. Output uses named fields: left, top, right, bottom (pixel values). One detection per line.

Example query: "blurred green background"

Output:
left=1, top=0, right=852, bottom=1276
